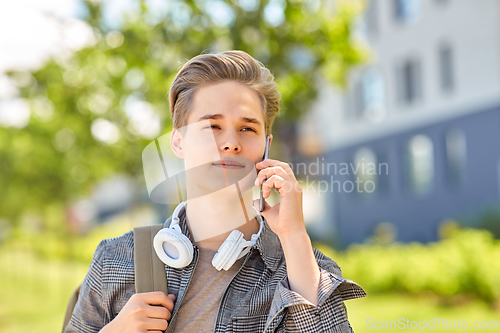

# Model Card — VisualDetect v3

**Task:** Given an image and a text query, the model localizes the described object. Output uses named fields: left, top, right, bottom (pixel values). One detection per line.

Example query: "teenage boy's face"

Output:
left=171, top=80, right=272, bottom=190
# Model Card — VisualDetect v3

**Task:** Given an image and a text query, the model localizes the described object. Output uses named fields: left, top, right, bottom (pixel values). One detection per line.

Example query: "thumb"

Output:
left=253, top=199, right=259, bottom=211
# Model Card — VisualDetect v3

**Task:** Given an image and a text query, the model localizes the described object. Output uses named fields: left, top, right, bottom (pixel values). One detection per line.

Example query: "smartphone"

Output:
left=259, top=136, right=270, bottom=212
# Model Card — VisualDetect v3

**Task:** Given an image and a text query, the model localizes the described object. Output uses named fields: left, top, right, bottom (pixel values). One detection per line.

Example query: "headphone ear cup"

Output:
left=154, top=227, right=194, bottom=269
left=212, top=230, right=244, bottom=271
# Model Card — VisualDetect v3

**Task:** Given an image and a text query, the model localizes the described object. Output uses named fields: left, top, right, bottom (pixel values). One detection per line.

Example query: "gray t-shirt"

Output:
left=174, top=246, right=245, bottom=332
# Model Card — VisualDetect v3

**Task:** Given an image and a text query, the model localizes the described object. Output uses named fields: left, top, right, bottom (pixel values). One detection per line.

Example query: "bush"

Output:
left=314, top=228, right=500, bottom=306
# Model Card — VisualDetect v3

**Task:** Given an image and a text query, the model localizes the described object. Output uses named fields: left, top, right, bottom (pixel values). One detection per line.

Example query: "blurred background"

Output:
left=1, top=0, right=499, bottom=332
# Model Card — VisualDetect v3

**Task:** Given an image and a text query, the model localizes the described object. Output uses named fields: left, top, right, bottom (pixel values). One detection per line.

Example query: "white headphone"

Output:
left=153, top=201, right=264, bottom=271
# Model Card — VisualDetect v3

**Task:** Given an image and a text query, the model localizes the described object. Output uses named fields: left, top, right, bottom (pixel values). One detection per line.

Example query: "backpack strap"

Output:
left=62, top=285, right=81, bottom=332
left=134, top=225, right=168, bottom=294
left=63, top=225, right=168, bottom=333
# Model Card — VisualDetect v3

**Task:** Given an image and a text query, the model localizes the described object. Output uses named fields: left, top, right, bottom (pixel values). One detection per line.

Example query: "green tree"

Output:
left=1, top=0, right=368, bottom=237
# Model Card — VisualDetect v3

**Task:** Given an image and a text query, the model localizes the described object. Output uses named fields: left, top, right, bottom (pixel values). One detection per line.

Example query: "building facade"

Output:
left=298, top=0, right=500, bottom=248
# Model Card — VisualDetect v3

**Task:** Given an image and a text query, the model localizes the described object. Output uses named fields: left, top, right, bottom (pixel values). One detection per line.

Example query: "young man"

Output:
left=64, top=50, right=365, bottom=333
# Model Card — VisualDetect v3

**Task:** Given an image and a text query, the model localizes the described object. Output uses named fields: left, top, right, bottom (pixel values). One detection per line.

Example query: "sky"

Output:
left=0, top=0, right=149, bottom=96
left=0, top=0, right=93, bottom=126
left=0, top=0, right=87, bottom=73
left=0, top=0, right=165, bottom=136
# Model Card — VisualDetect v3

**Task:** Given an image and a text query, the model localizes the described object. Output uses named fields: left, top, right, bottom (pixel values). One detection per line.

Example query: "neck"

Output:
left=184, top=185, right=260, bottom=251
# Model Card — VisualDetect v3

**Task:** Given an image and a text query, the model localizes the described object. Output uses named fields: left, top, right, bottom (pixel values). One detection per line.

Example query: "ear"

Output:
left=171, top=128, right=184, bottom=159
left=268, top=134, right=273, bottom=149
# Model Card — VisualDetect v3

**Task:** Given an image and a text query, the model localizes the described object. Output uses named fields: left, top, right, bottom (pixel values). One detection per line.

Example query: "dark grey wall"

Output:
left=321, top=104, right=500, bottom=249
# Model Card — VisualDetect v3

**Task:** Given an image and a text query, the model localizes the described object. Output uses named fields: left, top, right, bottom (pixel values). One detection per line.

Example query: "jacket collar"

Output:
left=163, top=202, right=283, bottom=272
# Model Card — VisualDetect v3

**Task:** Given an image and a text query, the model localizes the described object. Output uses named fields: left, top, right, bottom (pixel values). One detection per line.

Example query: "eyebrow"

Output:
left=197, top=113, right=263, bottom=127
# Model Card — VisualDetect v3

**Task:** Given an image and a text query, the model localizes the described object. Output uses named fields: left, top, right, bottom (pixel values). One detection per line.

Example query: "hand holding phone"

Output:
left=259, top=136, right=270, bottom=212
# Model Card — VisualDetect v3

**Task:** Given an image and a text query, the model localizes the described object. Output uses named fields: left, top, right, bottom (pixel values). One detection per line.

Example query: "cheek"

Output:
left=183, top=135, right=221, bottom=167
left=251, top=147, right=265, bottom=163
left=243, top=136, right=266, bottom=158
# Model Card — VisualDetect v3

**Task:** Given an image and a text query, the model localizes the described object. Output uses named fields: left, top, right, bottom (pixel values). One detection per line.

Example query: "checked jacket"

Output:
left=64, top=205, right=366, bottom=333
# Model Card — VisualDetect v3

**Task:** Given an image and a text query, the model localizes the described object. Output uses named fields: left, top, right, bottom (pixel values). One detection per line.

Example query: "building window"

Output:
left=394, top=0, right=420, bottom=24
left=445, top=128, right=466, bottom=187
left=439, top=43, right=455, bottom=93
left=397, top=58, right=422, bottom=106
left=352, top=67, right=386, bottom=121
left=365, top=0, right=379, bottom=35
left=355, top=0, right=379, bottom=40
left=407, top=134, right=434, bottom=195
left=353, top=147, right=378, bottom=197
left=362, top=68, right=386, bottom=122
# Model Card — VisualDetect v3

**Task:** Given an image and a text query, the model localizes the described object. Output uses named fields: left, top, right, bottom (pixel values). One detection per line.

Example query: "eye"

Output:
left=204, top=125, right=220, bottom=130
left=241, top=127, right=256, bottom=132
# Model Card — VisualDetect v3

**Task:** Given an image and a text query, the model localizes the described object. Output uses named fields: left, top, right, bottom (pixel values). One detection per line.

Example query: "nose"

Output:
left=219, top=131, right=241, bottom=153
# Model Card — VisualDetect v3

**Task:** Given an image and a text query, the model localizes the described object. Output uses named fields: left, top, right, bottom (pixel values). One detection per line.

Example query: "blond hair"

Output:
left=168, top=50, right=280, bottom=135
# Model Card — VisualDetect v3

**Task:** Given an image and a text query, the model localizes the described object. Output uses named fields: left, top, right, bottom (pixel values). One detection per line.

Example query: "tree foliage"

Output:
left=0, top=0, right=368, bottom=232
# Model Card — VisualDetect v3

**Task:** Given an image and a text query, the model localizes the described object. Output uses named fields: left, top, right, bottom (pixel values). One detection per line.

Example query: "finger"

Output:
left=168, top=294, right=176, bottom=302
left=257, top=165, right=288, bottom=177
left=264, top=175, right=299, bottom=197
left=139, top=291, right=175, bottom=311
left=255, top=166, right=289, bottom=186
left=261, top=175, right=286, bottom=198
left=145, top=317, right=169, bottom=331
left=256, top=159, right=293, bottom=174
left=146, top=304, right=171, bottom=320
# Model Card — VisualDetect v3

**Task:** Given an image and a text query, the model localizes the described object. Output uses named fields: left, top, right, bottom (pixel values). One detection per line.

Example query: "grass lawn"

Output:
left=347, top=293, right=499, bottom=332
left=0, top=247, right=88, bottom=333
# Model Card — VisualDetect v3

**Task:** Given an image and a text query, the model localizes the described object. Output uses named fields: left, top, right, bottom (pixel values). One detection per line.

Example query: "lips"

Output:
left=212, top=160, right=244, bottom=167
